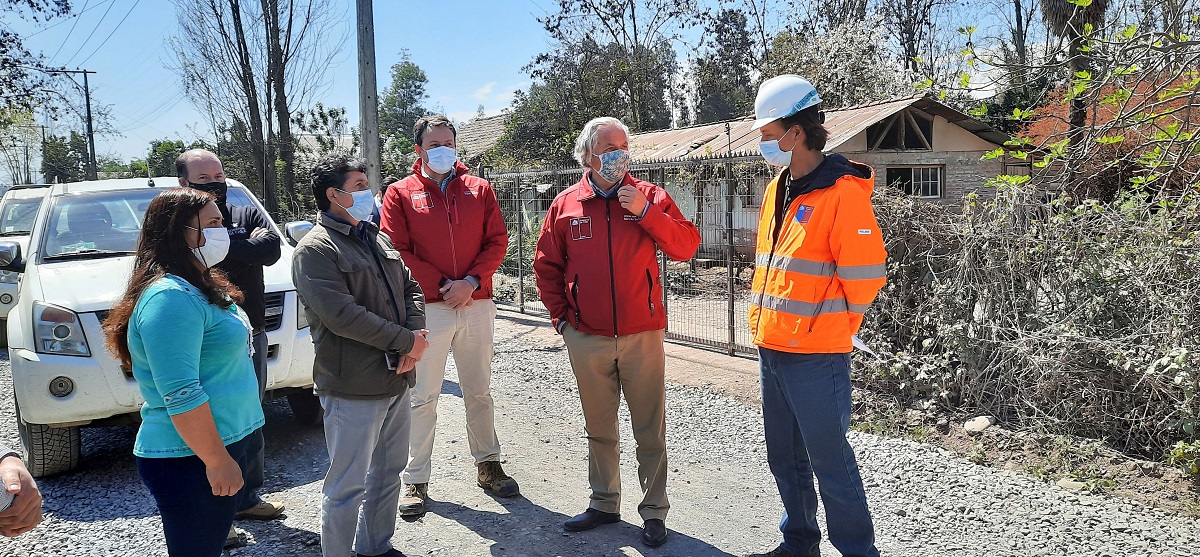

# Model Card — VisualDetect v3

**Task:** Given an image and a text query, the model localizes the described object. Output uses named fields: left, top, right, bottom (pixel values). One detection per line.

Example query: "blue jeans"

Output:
left=759, top=349, right=879, bottom=557
left=137, top=429, right=263, bottom=557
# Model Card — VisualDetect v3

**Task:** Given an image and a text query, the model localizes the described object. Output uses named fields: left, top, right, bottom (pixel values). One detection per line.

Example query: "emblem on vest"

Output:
left=795, top=205, right=814, bottom=224
left=412, top=192, right=433, bottom=210
left=570, top=216, right=593, bottom=241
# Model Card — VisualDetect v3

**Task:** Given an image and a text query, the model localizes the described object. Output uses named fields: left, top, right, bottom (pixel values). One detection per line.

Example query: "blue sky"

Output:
left=8, top=0, right=555, bottom=162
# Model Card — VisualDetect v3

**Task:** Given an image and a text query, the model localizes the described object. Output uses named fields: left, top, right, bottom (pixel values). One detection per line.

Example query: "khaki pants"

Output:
left=403, top=299, right=502, bottom=485
left=563, top=325, right=670, bottom=521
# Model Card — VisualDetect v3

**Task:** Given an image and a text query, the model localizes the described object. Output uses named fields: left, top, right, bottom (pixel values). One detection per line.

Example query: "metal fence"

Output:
left=483, top=154, right=778, bottom=356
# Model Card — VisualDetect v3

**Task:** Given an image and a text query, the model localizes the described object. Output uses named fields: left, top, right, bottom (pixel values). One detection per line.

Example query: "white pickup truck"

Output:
left=0, top=177, right=318, bottom=477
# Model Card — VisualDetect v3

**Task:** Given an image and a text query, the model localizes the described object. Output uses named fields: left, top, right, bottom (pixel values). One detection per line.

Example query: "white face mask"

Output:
left=188, top=226, right=230, bottom=268
left=335, top=188, right=376, bottom=223
left=759, top=128, right=798, bottom=167
left=424, top=146, right=458, bottom=175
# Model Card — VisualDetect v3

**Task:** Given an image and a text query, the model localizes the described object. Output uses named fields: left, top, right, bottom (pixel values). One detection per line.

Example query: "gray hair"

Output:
left=573, top=117, right=630, bottom=168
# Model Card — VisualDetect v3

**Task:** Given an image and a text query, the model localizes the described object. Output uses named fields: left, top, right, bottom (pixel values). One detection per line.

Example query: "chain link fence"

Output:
left=484, top=155, right=777, bottom=356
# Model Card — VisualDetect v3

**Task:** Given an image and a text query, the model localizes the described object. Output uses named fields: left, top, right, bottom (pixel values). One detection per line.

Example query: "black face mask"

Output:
left=189, top=181, right=227, bottom=204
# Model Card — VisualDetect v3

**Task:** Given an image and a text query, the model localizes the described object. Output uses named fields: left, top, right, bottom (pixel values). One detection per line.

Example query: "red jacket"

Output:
left=534, top=172, right=700, bottom=337
left=380, top=160, right=508, bottom=304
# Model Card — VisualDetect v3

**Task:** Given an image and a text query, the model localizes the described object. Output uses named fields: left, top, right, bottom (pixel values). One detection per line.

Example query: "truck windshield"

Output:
left=41, top=189, right=164, bottom=259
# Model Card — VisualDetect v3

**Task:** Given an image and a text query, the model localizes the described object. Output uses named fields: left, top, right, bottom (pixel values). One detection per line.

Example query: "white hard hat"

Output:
left=751, top=75, right=822, bottom=130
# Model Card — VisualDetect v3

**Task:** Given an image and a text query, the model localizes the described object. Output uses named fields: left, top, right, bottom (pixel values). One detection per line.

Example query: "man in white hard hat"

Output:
left=745, top=75, right=887, bottom=557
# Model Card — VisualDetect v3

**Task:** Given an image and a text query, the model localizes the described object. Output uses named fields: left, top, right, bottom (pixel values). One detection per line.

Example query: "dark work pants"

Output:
left=137, top=429, right=263, bottom=557
left=235, top=330, right=269, bottom=511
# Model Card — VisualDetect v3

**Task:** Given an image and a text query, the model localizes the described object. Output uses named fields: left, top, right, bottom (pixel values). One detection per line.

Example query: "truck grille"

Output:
left=264, top=292, right=285, bottom=331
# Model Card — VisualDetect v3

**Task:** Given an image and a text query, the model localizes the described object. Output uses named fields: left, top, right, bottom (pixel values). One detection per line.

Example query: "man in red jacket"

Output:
left=380, top=115, right=517, bottom=517
left=533, top=116, right=700, bottom=548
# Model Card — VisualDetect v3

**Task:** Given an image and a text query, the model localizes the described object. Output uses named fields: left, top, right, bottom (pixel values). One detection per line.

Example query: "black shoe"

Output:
left=642, top=518, right=667, bottom=547
left=747, top=545, right=815, bottom=557
left=355, top=549, right=406, bottom=557
left=563, top=508, right=620, bottom=532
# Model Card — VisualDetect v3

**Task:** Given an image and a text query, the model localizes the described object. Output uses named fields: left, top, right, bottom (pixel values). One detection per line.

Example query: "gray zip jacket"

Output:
left=292, top=213, right=425, bottom=399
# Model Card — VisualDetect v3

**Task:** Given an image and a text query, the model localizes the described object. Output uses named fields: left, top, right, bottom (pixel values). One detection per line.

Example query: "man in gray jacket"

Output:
left=292, top=154, right=429, bottom=557
left=0, top=444, right=42, bottom=537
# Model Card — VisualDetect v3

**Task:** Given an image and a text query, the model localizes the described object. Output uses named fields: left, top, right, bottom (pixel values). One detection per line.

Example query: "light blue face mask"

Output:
left=336, top=188, right=376, bottom=222
left=759, top=128, right=798, bottom=167
left=425, top=146, right=458, bottom=174
left=594, top=149, right=631, bottom=183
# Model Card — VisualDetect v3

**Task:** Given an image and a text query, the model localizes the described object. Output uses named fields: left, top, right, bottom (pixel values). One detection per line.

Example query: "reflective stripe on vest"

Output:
left=755, top=255, right=887, bottom=282
left=749, top=292, right=873, bottom=318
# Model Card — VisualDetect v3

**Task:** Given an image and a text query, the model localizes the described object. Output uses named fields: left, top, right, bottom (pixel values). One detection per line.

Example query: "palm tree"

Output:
left=1040, top=0, right=1110, bottom=194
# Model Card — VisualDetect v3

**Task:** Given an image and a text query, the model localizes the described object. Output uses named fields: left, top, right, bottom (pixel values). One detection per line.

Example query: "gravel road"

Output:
left=1, top=309, right=1198, bottom=557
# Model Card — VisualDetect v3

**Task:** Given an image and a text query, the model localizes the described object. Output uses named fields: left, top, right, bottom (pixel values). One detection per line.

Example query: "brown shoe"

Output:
left=235, top=500, right=285, bottom=520
left=398, top=483, right=428, bottom=516
left=476, top=461, right=520, bottom=497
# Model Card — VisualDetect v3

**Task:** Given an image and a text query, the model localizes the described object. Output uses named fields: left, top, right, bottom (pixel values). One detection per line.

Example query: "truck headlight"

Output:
left=0, top=270, right=19, bottom=284
left=34, top=302, right=91, bottom=356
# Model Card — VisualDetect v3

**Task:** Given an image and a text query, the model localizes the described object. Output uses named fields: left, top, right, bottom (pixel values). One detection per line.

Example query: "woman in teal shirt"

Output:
left=104, top=187, right=264, bottom=557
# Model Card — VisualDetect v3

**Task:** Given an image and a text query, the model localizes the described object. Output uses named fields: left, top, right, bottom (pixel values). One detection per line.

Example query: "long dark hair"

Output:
left=103, top=188, right=243, bottom=368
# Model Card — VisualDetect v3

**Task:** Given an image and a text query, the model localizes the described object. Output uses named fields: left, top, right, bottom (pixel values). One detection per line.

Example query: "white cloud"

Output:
left=472, top=82, right=497, bottom=102
left=492, top=81, right=529, bottom=106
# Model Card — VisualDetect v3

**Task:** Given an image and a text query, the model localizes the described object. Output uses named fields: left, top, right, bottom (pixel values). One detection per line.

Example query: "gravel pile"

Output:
left=0, top=314, right=1197, bottom=556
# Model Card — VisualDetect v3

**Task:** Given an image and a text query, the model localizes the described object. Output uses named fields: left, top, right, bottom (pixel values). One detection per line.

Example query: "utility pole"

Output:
left=356, top=0, right=381, bottom=192
left=42, top=68, right=98, bottom=180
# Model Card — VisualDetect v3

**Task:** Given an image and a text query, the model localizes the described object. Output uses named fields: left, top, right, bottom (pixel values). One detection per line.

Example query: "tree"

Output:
left=540, top=0, right=701, bottom=132
left=690, top=8, right=756, bottom=124
left=761, top=16, right=912, bottom=109
left=496, top=36, right=629, bottom=166
left=147, top=139, right=186, bottom=178
left=41, top=132, right=88, bottom=184
left=0, top=1, right=70, bottom=126
left=169, top=0, right=344, bottom=217
left=378, top=50, right=429, bottom=140
left=0, top=111, right=41, bottom=185
left=877, top=0, right=965, bottom=88
left=1040, top=0, right=1110, bottom=188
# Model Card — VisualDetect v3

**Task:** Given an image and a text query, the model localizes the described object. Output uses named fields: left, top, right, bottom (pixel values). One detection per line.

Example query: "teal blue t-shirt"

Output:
left=129, top=275, right=265, bottom=458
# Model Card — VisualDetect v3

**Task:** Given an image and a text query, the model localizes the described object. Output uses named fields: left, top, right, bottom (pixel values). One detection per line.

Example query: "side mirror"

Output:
left=0, top=241, right=23, bottom=272
left=284, top=221, right=314, bottom=246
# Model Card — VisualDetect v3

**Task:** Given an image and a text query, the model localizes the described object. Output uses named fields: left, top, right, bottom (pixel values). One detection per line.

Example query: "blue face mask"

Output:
left=759, top=128, right=797, bottom=167
left=336, top=188, right=376, bottom=222
left=594, top=149, right=631, bottom=183
left=425, top=146, right=457, bottom=175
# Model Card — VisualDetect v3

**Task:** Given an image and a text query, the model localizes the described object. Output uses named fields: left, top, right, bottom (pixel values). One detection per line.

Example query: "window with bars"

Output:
left=886, top=166, right=943, bottom=198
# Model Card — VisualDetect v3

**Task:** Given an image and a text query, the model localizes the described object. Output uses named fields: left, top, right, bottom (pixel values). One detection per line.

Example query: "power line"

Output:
left=48, top=0, right=91, bottom=62
left=78, top=0, right=144, bottom=66
left=24, top=0, right=115, bottom=39
left=60, top=0, right=117, bottom=67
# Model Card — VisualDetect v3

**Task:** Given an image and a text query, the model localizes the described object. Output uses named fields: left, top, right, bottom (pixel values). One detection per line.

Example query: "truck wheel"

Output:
left=287, top=392, right=323, bottom=426
left=15, top=400, right=81, bottom=478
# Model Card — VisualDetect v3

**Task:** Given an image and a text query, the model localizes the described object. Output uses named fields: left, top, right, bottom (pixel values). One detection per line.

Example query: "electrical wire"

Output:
left=48, top=0, right=91, bottom=62
left=24, top=0, right=115, bottom=39
left=77, top=0, right=144, bottom=67
left=59, top=0, right=117, bottom=67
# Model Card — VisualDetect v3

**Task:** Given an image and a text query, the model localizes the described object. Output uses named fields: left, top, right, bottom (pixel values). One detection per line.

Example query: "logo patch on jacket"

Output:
left=570, top=216, right=593, bottom=241
left=795, top=205, right=814, bottom=224
left=412, top=192, right=433, bottom=210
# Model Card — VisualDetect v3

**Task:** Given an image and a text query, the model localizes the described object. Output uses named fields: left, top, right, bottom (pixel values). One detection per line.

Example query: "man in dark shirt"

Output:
left=176, top=149, right=284, bottom=523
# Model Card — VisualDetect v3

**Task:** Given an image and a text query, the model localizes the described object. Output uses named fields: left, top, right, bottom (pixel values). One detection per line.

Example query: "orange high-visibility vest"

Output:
left=748, top=161, right=888, bottom=353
